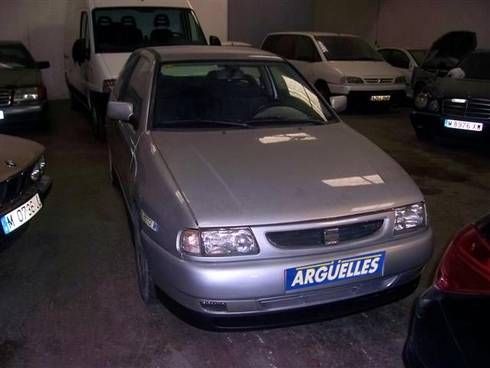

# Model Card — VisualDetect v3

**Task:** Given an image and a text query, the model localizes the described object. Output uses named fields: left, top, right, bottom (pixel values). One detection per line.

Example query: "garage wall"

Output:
left=313, top=0, right=490, bottom=48
left=228, top=0, right=314, bottom=47
left=0, top=0, right=228, bottom=100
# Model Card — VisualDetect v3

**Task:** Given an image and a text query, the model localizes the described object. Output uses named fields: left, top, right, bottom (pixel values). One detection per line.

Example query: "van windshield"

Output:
left=92, top=7, right=207, bottom=53
left=315, top=36, right=384, bottom=61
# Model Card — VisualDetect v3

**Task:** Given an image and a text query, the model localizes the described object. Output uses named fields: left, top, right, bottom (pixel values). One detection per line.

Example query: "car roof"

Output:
left=266, top=31, right=358, bottom=38
left=147, top=46, right=283, bottom=63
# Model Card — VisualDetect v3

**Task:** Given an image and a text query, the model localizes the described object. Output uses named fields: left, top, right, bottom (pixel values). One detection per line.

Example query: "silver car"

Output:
left=106, top=46, right=432, bottom=320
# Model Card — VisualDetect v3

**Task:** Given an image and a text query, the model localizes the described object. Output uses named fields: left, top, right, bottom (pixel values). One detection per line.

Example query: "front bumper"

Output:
left=329, top=82, right=406, bottom=105
left=403, top=287, right=490, bottom=368
left=0, top=175, right=52, bottom=241
left=0, top=102, right=47, bottom=127
left=411, top=111, right=490, bottom=140
left=143, top=227, right=432, bottom=317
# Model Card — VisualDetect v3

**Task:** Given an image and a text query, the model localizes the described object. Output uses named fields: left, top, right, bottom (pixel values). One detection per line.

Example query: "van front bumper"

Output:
left=142, top=227, right=432, bottom=317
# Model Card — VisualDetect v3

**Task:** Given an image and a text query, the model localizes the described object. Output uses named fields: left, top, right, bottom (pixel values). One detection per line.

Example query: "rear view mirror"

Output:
left=329, top=96, right=347, bottom=114
left=37, top=61, right=50, bottom=69
left=209, top=35, right=222, bottom=46
left=107, top=101, right=134, bottom=122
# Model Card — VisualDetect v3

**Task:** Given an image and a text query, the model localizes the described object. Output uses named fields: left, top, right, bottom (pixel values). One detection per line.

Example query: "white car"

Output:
left=64, top=0, right=216, bottom=138
left=262, top=32, right=407, bottom=108
left=378, top=48, right=427, bottom=98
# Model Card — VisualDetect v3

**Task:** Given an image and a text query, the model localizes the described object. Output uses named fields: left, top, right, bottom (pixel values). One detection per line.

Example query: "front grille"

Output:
left=0, top=167, right=33, bottom=207
left=364, top=78, right=393, bottom=84
left=266, top=220, right=384, bottom=248
left=443, top=98, right=490, bottom=120
left=0, top=88, right=12, bottom=107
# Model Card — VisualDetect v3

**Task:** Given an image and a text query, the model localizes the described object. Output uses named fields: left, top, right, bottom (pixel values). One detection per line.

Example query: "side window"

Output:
left=120, top=57, right=153, bottom=127
left=274, top=35, right=294, bottom=59
left=80, top=12, right=90, bottom=49
left=391, top=50, right=410, bottom=69
left=293, top=36, right=321, bottom=62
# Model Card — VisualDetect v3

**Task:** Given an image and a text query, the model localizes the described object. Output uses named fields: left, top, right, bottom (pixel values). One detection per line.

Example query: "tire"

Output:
left=134, top=229, right=158, bottom=305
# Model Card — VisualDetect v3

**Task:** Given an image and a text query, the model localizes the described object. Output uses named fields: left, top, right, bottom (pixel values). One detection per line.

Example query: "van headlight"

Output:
left=341, top=76, right=364, bottom=84
left=394, top=203, right=427, bottom=235
left=179, top=228, right=259, bottom=257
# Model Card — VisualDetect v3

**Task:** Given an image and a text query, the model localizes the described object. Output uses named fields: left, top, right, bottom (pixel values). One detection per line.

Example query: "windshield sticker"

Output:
left=282, top=76, right=326, bottom=120
left=322, top=175, right=385, bottom=187
left=259, top=132, right=317, bottom=145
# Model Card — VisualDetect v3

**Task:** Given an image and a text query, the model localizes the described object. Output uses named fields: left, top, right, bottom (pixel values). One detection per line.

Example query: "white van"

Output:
left=64, top=0, right=217, bottom=138
left=262, top=32, right=407, bottom=108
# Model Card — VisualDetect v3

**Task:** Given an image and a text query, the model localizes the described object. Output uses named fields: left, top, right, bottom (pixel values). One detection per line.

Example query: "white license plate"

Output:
left=370, top=95, right=391, bottom=102
left=1, top=194, right=43, bottom=235
left=444, top=119, right=483, bottom=132
left=0, top=110, right=4, bottom=120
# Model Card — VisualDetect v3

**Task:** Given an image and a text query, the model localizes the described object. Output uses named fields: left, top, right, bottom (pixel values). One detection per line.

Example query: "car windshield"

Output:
left=459, top=52, right=490, bottom=80
left=408, top=49, right=427, bottom=66
left=92, top=7, right=206, bottom=53
left=315, top=36, right=384, bottom=61
left=0, top=45, right=35, bottom=69
left=153, top=61, right=334, bottom=129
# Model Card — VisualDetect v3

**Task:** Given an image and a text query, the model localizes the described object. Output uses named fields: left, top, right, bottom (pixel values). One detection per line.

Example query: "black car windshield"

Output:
left=93, top=7, right=206, bottom=53
left=408, top=49, right=427, bottom=66
left=315, top=36, right=384, bottom=61
left=153, top=61, right=334, bottom=129
left=0, top=44, right=35, bottom=69
left=459, top=52, right=490, bottom=80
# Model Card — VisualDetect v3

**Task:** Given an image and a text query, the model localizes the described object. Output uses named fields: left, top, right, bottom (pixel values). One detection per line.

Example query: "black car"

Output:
left=0, top=134, right=52, bottom=244
left=0, top=41, right=50, bottom=129
left=404, top=214, right=490, bottom=368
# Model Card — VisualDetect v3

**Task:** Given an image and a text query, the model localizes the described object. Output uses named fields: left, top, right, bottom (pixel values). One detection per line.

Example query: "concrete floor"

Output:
left=1, top=101, right=489, bottom=368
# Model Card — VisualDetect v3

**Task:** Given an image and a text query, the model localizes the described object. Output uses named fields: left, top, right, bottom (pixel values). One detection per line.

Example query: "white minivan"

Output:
left=262, top=32, right=407, bottom=108
left=64, top=0, right=217, bottom=138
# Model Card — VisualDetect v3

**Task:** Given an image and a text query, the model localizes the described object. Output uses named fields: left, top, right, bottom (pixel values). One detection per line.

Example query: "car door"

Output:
left=68, top=11, right=90, bottom=99
left=288, top=35, right=322, bottom=84
left=113, top=55, right=153, bottom=201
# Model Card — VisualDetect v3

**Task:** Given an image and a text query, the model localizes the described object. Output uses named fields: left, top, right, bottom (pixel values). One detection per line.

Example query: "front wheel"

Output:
left=134, top=231, right=158, bottom=305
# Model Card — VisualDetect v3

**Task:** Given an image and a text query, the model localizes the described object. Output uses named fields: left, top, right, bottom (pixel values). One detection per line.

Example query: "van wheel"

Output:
left=134, top=230, right=158, bottom=305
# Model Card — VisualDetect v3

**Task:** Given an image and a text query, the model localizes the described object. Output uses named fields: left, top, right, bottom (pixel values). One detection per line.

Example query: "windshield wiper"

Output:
left=241, top=117, right=326, bottom=126
left=159, top=120, right=252, bottom=129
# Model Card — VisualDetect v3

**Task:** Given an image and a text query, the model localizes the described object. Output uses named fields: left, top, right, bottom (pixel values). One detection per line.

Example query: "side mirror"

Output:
left=37, top=61, right=50, bottom=69
left=72, top=39, right=89, bottom=64
left=209, top=35, right=222, bottom=46
left=329, top=95, right=347, bottom=114
left=107, top=101, right=134, bottom=122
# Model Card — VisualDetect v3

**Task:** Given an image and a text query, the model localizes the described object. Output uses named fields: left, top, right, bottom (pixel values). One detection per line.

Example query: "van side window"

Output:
left=120, top=57, right=153, bottom=127
left=273, top=35, right=294, bottom=59
left=293, top=36, right=321, bottom=62
left=262, top=36, right=280, bottom=54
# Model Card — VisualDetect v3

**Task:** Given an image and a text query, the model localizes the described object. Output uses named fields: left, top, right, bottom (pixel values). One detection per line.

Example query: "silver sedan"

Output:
left=106, top=46, right=432, bottom=321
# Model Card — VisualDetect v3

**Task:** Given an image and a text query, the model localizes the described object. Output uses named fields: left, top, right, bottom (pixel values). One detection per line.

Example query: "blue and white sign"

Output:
left=285, top=252, right=386, bottom=291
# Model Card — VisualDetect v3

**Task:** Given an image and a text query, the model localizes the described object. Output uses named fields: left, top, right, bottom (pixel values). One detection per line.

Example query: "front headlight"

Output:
left=414, top=92, right=430, bottom=110
left=394, top=203, right=427, bottom=235
left=31, top=155, right=46, bottom=181
left=341, top=76, right=364, bottom=84
left=179, top=228, right=259, bottom=257
left=13, top=87, right=39, bottom=104
left=395, top=76, right=407, bottom=84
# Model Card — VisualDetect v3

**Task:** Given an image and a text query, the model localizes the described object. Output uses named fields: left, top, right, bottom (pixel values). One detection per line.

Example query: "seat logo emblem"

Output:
left=324, top=228, right=340, bottom=246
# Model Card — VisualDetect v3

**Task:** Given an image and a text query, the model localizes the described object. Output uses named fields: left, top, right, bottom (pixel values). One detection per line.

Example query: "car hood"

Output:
left=423, top=31, right=477, bottom=69
left=432, top=77, right=490, bottom=99
left=328, top=61, right=401, bottom=78
left=98, top=53, right=131, bottom=79
left=0, top=134, right=44, bottom=182
left=0, top=68, right=41, bottom=88
left=151, top=124, right=423, bottom=227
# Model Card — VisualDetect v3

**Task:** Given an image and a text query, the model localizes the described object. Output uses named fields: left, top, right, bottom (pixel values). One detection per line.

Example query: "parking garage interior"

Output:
left=1, top=1, right=490, bottom=367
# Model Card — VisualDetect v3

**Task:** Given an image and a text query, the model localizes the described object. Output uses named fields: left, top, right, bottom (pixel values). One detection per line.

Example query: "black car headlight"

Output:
left=394, top=203, right=427, bottom=235
left=14, top=87, right=39, bottom=104
left=31, top=155, right=46, bottom=181
left=414, top=92, right=430, bottom=110
left=179, top=228, right=259, bottom=257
